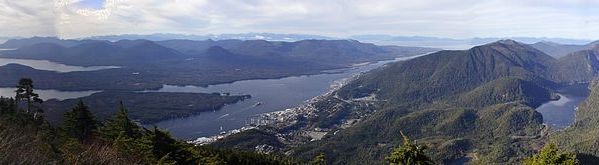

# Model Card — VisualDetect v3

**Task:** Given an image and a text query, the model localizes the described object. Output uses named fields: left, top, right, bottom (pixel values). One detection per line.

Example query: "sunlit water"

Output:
left=147, top=55, right=424, bottom=139
left=0, top=56, right=108, bottom=100
left=0, top=57, right=120, bottom=72
left=535, top=84, right=590, bottom=128
left=0, top=88, right=100, bottom=101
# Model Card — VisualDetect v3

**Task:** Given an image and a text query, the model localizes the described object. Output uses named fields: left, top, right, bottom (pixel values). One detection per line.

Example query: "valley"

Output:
left=211, top=39, right=599, bottom=164
left=5, top=1, right=599, bottom=164
left=151, top=54, right=424, bottom=139
left=535, top=84, right=590, bottom=128
left=3, top=37, right=598, bottom=164
left=0, top=37, right=437, bottom=139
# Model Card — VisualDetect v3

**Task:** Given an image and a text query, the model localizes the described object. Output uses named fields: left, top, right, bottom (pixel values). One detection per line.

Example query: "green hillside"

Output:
left=552, top=81, right=599, bottom=164
left=0, top=79, right=296, bottom=164
left=215, top=40, right=570, bottom=164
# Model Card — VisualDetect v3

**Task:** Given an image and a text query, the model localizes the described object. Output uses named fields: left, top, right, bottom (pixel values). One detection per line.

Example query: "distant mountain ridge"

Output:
left=215, top=39, right=599, bottom=164
left=0, top=37, right=91, bottom=49
left=84, top=33, right=334, bottom=42
left=529, top=41, right=587, bottom=58
left=350, top=35, right=594, bottom=49
left=0, top=37, right=439, bottom=93
left=0, top=37, right=439, bottom=67
left=1, top=39, right=184, bottom=66
left=4, top=34, right=596, bottom=50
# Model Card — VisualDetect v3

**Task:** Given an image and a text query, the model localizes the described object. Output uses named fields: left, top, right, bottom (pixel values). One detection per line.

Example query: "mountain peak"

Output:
left=475, top=39, right=529, bottom=51
left=495, top=39, right=520, bottom=45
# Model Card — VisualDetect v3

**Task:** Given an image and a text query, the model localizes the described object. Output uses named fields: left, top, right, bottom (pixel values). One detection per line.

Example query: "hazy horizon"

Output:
left=2, top=0, right=599, bottom=40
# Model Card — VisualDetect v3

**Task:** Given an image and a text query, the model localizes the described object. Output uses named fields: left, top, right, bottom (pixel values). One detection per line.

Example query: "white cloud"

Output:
left=0, top=0, right=56, bottom=37
left=1, top=0, right=599, bottom=39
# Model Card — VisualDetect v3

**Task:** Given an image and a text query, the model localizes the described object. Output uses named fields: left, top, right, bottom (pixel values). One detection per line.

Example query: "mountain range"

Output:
left=85, top=33, right=334, bottom=42
left=4, top=33, right=592, bottom=50
left=5, top=35, right=599, bottom=164
left=213, top=39, right=599, bottom=164
left=0, top=37, right=438, bottom=67
left=0, top=37, right=437, bottom=92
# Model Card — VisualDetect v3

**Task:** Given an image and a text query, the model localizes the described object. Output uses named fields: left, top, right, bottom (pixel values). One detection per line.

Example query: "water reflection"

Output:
left=148, top=55, right=424, bottom=139
left=0, top=88, right=100, bottom=101
left=535, top=84, right=590, bottom=128
left=0, top=58, right=119, bottom=72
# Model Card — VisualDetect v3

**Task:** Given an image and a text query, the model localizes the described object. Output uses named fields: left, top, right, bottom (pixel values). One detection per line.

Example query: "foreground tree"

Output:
left=145, top=126, right=193, bottom=163
left=99, top=102, right=143, bottom=141
left=14, top=78, right=43, bottom=114
left=524, top=143, right=578, bottom=165
left=61, top=100, right=98, bottom=142
left=385, top=132, right=434, bottom=165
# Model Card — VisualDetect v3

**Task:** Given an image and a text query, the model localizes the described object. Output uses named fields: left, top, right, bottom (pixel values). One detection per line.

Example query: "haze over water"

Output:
left=0, top=58, right=119, bottom=72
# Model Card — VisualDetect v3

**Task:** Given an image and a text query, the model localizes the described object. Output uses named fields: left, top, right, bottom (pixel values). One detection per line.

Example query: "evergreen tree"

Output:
left=14, top=78, right=43, bottom=115
left=61, top=100, right=98, bottom=142
left=156, top=153, right=177, bottom=165
left=99, top=102, right=142, bottom=141
left=385, top=132, right=433, bottom=165
left=113, top=131, right=152, bottom=162
left=145, top=126, right=192, bottom=164
left=311, top=153, right=326, bottom=165
left=524, top=143, right=578, bottom=165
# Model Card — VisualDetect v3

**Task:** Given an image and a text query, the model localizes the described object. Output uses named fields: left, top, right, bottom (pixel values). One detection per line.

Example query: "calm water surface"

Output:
left=148, top=56, right=422, bottom=139
left=0, top=88, right=100, bottom=100
left=535, top=84, right=590, bottom=128
left=0, top=57, right=119, bottom=72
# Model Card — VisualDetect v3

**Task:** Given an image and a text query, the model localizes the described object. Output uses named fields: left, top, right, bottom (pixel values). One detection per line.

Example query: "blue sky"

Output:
left=1, top=0, right=599, bottom=40
left=74, top=0, right=104, bottom=9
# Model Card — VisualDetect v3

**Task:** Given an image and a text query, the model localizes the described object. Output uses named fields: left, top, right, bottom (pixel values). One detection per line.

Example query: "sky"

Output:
left=1, top=0, right=599, bottom=39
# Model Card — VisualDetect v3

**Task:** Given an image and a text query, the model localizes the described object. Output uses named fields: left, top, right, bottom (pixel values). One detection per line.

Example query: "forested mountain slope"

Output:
left=289, top=40, right=556, bottom=164
left=216, top=39, right=599, bottom=164
left=552, top=81, right=599, bottom=164
left=554, top=47, right=599, bottom=83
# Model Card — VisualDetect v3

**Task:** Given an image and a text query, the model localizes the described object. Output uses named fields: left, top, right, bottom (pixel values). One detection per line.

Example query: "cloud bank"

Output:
left=1, top=0, right=599, bottom=39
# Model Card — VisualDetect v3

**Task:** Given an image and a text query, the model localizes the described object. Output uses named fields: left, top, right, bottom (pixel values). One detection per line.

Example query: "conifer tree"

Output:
left=99, top=102, right=142, bottom=141
left=61, top=100, right=97, bottom=142
left=524, top=143, right=578, bottom=165
left=14, top=78, right=43, bottom=115
left=385, top=132, right=433, bottom=165
left=144, top=126, right=192, bottom=163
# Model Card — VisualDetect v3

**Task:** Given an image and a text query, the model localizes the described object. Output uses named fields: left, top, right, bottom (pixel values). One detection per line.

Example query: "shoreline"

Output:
left=186, top=53, right=431, bottom=145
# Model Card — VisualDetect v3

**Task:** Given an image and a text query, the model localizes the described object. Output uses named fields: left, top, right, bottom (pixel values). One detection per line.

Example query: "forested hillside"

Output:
left=289, top=40, right=555, bottom=164
left=0, top=79, right=296, bottom=164
left=215, top=39, right=599, bottom=164
left=552, top=81, right=599, bottom=164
